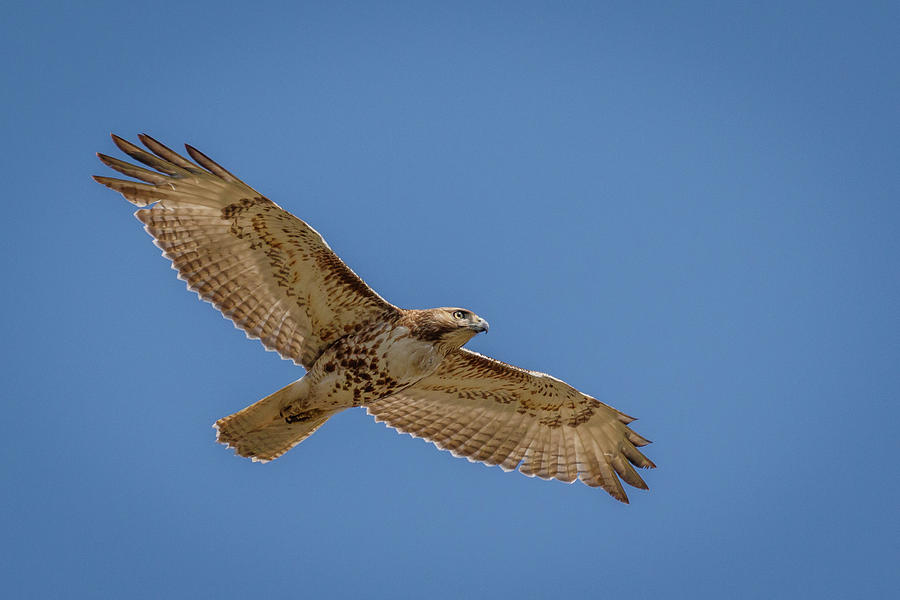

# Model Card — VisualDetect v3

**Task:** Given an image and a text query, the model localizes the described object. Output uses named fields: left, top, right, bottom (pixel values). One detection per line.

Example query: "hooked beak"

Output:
left=470, top=318, right=490, bottom=334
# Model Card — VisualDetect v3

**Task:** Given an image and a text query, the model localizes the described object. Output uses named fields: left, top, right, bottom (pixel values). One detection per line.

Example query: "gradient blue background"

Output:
left=2, top=2, right=897, bottom=598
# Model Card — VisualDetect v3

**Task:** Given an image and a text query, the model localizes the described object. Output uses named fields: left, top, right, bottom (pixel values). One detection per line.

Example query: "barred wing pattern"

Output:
left=368, top=348, right=655, bottom=502
left=94, top=134, right=398, bottom=368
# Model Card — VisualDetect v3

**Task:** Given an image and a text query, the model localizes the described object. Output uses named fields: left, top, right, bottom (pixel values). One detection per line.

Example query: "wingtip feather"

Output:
left=137, top=133, right=206, bottom=174
left=184, top=143, right=239, bottom=182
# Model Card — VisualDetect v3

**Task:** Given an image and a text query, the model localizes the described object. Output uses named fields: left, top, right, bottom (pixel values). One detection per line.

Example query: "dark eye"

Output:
left=453, top=310, right=466, bottom=319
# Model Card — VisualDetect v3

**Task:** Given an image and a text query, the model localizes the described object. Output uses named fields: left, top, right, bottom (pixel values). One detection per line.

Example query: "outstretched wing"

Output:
left=367, top=348, right=655, bottom=502
left=95, top=134, right=398, bottom=368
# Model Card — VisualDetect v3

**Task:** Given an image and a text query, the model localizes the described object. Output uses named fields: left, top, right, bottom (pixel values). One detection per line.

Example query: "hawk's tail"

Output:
left=214, top=379, right=344, bottom=462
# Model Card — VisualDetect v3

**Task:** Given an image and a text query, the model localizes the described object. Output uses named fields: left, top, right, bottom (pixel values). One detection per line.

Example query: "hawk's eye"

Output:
left=453, top=310, right=466, bottom=320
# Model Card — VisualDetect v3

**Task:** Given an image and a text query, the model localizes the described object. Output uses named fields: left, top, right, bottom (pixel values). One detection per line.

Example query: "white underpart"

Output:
left=382, top=327, right=443, bottom=382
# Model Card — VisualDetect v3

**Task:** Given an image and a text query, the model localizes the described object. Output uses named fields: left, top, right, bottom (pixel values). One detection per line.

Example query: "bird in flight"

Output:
left=94, top=134, right=655, bottom=503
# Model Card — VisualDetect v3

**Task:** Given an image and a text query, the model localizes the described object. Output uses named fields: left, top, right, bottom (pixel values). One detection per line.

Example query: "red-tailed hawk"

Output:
left=94, top=134, right=656, bottom=503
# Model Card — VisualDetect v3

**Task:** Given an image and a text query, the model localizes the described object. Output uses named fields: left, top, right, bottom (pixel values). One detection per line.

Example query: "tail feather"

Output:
left=214, top=379, right=344, bottom=462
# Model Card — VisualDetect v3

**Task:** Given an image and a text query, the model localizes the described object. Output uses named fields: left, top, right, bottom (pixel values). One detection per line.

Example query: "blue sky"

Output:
left=2, top=2, right=897, bottom=598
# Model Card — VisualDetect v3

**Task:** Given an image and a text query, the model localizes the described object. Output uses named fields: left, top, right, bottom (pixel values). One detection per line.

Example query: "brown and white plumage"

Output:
left=369, top=349, right=654, bottom=502
left=94, top=134, right=656, bottom=503
left=96, top=134, right=397, bottom=368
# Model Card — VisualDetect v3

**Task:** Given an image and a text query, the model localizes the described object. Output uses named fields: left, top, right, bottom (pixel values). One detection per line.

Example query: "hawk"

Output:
left=94, top=134, right=656, bottom=503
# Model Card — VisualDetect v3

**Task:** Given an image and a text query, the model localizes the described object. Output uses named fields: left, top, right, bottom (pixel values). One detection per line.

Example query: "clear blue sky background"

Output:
left=2, top=2, right=897, bottom=598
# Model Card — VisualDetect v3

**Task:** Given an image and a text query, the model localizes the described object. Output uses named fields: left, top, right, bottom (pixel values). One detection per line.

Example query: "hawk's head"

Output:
left=408, top=307, right=489, bottom=350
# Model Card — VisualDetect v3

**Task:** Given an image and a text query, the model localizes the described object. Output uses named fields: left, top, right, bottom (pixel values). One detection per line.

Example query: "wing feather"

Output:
left=184, top=143, right=242, bottom=183
left=136, top=134, right=208, bottom=174
left=453, top=407, right=510, bottom=462
left=559, top=424, right=580, bottom=483
left=112, top=134, right=190, bottom=176
left=95, top=134, right=399, bottom=367
left=481, top=411, right=529, bottom=468
left=367, top=348, right=654, bottom=502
